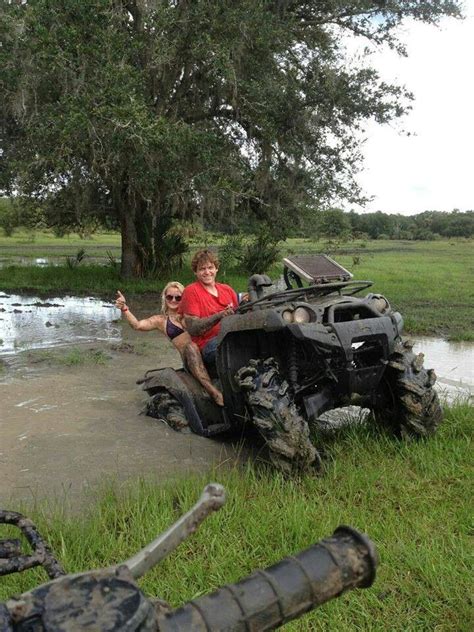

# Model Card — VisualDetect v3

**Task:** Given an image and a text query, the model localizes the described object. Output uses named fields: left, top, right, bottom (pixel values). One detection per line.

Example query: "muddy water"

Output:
left=413, top=336, right=473, bottom=400
left=0, top=293, right=472, bottom=505
left=0, top=256, right=110, bottom=268
left=0, top=317, right=239, bottom=506
left=0, top=292, right=121, bottom=356
left=1, top=291, right=471, bottom=394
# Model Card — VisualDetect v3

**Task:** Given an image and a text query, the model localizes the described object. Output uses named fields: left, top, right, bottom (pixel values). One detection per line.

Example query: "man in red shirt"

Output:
left=179, top=249, right=238, bottom=368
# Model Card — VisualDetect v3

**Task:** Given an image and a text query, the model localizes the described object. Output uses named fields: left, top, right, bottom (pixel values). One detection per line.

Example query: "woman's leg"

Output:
left=183, top=342, right=224, bottom=406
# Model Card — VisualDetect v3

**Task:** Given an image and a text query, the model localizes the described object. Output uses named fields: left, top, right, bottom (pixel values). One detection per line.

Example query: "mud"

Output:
left=0, top=304, right=241, bottom=507
left=1, top=292, right=472, bottom=507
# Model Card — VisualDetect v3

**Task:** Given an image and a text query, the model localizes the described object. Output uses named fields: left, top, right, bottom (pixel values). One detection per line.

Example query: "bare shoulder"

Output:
left=150, top=314, right=167, bottom=327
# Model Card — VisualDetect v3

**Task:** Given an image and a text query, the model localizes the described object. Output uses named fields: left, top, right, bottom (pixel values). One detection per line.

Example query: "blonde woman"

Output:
left=115, top=282, right=224, bottom=406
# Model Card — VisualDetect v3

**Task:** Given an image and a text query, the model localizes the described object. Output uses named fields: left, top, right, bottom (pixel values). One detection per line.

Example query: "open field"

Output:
left=0, top=229, right=122, bottom=259
left=0, top=403, right=471, bottom=630
left=0, top=233, right=472, bottom=339
left=1, top=232, right=471, bottom=628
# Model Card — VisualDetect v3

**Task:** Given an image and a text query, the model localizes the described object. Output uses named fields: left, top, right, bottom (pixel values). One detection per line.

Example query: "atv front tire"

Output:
left=236, top=358, right=321, bottom=473
left=373, top=339, right=443, bottom=438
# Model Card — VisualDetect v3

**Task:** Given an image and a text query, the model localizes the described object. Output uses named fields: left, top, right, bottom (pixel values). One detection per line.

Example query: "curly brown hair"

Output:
left=191, top=249, right=219, bottom=273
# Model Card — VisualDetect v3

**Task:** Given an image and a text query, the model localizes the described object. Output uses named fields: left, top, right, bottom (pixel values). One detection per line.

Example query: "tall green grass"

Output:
left=1, top=404, right=471, bottom=630
left=0, top=264, right=250, bottom=296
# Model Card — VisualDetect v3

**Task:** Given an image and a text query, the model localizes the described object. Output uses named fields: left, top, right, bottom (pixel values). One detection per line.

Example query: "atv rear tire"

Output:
left=236, top=358, right=321, bottom=473
left=373, top=339, right=443, bottom=438
left=146, top=389, right=190, bottom=433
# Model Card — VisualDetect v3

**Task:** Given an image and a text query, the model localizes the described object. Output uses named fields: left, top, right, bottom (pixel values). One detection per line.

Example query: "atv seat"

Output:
left=283, top=255, right=353, bottom=288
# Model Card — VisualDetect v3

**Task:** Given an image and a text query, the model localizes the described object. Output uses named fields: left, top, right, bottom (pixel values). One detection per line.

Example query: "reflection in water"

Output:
left=0, top=293, right=121, bottom=355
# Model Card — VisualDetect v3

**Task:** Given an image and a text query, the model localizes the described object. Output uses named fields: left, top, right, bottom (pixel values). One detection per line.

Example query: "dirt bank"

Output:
left=0, top=327, right=242, bottom=507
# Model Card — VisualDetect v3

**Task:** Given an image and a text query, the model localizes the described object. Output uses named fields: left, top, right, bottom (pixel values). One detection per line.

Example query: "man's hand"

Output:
left=184, top=305, right=234, bottom=336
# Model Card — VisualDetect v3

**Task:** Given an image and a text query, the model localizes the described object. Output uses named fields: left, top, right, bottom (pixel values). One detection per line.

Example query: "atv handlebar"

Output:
left=0, top=526, right=377, bottom=632
left=1, top=487, right=378, bottom=631
left=236, top=280, right=374, bottom=314
left=157, top=525, right=377, bottom=631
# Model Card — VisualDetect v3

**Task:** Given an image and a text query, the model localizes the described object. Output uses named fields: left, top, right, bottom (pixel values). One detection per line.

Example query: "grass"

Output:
left=323, top=240, right=474, bottom=341
left=0, top=229, right=122, bottom=259
left=27, top=347, right=110, bottom=367
left=0, top=403, right=471, bottom=630
left=0, top=234, right=473, bottom=339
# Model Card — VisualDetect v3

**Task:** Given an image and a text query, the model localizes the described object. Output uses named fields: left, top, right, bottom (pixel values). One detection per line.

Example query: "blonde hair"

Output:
left=161, top=281, right=185, bottom=315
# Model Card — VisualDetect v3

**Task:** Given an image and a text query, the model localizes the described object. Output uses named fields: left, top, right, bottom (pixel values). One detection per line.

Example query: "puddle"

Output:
left=0, top=257, right=61, bottom=268
left=0, top=292, right=121, bottom=356
left=0, top=292, right=471, bottom=401
left=413, top=336, right=473, bottom=401
left=0, top=256, right=116, bottom=268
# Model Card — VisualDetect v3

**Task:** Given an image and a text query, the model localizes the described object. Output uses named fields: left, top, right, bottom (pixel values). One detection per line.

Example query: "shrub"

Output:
left=65, top=248, right=87, bottom=269
left=218, top=233, right=245, bottom=273
left=238, top=233, right=281, bottom=275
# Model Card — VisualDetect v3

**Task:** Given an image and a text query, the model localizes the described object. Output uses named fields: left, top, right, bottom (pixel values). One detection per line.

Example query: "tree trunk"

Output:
left=120, top=209, right=139, bottom=278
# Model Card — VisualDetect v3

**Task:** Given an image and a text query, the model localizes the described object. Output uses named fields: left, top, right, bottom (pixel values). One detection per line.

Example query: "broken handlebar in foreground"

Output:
left=0, top=484, right=377, bottom=631
left=157, top=525, right=377, bottom=631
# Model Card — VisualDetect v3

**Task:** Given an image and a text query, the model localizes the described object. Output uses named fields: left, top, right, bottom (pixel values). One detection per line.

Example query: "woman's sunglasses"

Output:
left=165, top=294, right=182, bottom=302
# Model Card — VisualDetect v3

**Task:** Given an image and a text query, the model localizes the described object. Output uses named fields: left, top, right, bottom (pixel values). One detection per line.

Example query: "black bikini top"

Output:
left=166, top=317, right=185, bottom=340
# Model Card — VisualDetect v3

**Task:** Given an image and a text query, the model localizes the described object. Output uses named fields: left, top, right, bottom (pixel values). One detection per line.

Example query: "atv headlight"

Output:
left=293, top=306, right=311, bottom=323
left=369, top=294, right=390, bottom=314
left=281, top=309, right=294, bottom=323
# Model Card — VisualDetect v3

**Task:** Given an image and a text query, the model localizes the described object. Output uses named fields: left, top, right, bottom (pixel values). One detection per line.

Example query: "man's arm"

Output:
left=184, top=307, right=234, bottom=336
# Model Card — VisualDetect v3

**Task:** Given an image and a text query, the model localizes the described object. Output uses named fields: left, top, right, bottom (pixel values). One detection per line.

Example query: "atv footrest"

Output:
left=205, top=422, right=232, bottom=436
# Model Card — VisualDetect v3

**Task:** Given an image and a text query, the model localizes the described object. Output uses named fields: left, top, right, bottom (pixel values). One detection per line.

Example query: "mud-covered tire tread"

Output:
left=236, top=358, right=320, bottom=472
left=146, top=389, right=189, bottom=432
left=374, top=340, right=443, bottom=438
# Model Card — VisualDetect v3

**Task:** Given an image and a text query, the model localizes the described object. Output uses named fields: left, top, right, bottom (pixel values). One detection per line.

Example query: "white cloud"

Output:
left=353, top=2, right=474, bottom=215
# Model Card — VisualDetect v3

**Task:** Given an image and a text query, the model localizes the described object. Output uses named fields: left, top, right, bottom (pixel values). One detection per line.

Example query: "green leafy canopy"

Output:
left=0, top=0, right=462, bottom=276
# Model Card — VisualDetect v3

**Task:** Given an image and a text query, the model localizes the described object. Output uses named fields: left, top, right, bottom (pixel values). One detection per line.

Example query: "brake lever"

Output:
left=122, top=483, right=226, bottom=578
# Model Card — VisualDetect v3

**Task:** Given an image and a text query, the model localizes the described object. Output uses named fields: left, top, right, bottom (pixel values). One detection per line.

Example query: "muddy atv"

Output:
left=140, top=255, right=442, bottom=472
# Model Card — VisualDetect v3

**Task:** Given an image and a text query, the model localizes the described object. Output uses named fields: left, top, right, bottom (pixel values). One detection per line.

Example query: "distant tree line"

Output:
left=1, top=196, right=472, bottom=243
left=330, top=208, right=474, bottom=241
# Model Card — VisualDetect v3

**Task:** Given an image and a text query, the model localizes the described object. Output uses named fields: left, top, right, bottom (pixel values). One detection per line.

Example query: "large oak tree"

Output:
left=1, top=1, right=461, bottom=277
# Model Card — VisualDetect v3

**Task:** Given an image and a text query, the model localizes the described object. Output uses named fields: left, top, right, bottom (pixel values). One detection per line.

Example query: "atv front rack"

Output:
left=283, top=254, right=353, bottom=288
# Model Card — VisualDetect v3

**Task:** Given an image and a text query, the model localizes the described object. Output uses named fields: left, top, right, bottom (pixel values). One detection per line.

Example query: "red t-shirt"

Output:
left=179, top=281, right=238, bottom=349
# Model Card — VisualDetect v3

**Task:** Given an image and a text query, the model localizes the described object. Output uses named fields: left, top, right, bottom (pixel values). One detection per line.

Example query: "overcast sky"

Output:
left=351, top=1, right=474, bottom=216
